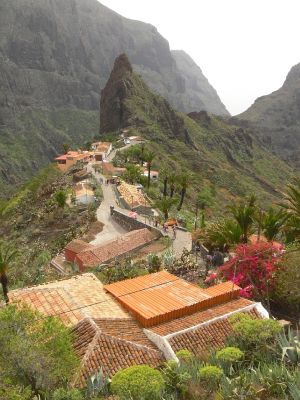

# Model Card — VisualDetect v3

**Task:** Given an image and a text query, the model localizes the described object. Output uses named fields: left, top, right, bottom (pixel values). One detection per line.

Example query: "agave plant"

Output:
left=289, top=383, right=300, bottom=400
left=86, top=368, right=110, bottom=398
left=277, top=328, right=300, bottom=366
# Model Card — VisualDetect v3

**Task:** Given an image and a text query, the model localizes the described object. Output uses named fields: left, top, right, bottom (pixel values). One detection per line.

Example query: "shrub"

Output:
left=215, top=347, right=244, bottom=363
left=176, top=349, right=193, bottom=363
left=52, top=388, right=83, bottom=400
left=198, top=365, right=223, bottom=388
left=55, top=190, right=67, bottom=208
left=111, top=365, right=165, bottom=400
left=228, top=313, right=281, bottom=362
left=211, top=242, right=283, bottom=301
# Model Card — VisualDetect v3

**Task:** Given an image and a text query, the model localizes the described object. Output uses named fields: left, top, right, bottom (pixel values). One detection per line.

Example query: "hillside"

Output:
left=0, top=0, right=228, bottom=197
left=235, top=62, right=300, bottom=167
left=100, top=54, right=294, bottom=213
left=172, top=50, right=229, bottom=116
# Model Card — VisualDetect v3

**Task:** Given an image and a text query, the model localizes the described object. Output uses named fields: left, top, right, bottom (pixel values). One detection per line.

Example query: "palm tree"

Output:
left=228, top=195, right=256, bottom=243
left=177, top=172, right=191, bottom=211
left=155, top=198, right=176, bottom=220
left=279, top=178, right=300, bottom=241
left=145, top=151, right=156, bottom=188
left=260, top=207, right=287, bottom=241
left=140, top=142, right=146, bottom=166
left=0, top=242, right=18, bottom=303
left=159, top=167, right=170, bottom=197
left=169, top=173, right=177, bottom=198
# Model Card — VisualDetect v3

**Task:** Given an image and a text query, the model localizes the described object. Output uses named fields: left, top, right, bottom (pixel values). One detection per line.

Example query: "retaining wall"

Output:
left=110, top=206, right=163, bottom=238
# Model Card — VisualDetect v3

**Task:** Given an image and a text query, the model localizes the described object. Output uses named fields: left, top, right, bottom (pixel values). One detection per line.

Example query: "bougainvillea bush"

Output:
left=207, top=242, right=284, bottom=300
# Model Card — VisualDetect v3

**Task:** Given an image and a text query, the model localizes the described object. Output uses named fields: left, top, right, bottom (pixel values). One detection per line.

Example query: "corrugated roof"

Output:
left=105, top=271, right=241, bottom=327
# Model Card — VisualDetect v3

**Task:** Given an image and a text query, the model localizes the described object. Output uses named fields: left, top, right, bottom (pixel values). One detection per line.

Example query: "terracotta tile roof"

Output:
left=168, top=308, right=260, bottom=356
left=9, top=273, right=130, bottom=326
left=149, top=298, right=254, bottom=336
left=76, top=229, right=154, bottom=268
left=105, top=271, right=241, bottom=327
left=203, top=281, right=241, bottom=297
left=65, top=239, right=94, bottom=254
left=72, top=318, right=164, bottom=386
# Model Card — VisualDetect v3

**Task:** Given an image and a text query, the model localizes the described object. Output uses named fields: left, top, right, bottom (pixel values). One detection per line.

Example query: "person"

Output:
left=172, top=224, right=177, bottom=239
left=212, top=248, right=224, bottom=267
left=163, top=222, right=168, bottom=233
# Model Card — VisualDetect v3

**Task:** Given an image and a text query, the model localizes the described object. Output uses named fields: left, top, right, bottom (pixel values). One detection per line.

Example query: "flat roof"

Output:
left=105, top=271, right=241, bottom=327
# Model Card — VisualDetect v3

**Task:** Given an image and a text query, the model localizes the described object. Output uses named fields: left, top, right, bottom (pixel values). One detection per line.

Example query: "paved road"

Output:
left=87, top=143, right=192, bottom=257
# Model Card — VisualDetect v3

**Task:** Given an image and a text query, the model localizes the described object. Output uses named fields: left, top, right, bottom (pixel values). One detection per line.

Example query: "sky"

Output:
left=99, top=0, right=300, bottom=115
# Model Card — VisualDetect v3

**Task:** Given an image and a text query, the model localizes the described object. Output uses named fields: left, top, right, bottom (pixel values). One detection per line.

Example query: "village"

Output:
left=2, top=130, right=297, bottom=399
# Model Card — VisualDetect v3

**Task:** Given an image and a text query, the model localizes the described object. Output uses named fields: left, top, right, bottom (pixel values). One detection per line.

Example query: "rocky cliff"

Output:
left=0, top=0, right=228, bottom=196
left=172, top=50, right=229, bottom=116
left=100, top=55, right=293, bottom=210
left=235, top=63, right=300, bottom=167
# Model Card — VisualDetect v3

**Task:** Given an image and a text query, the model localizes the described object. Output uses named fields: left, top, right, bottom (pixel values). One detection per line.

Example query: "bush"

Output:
left=176, top=349, right=193, bottom=363
left=215, top=347, right=244, bottom=363
left=228, top=313, right=281, bottom=362
left=111, top=365, right=165, bottom=400
left=52, top=388, right=83, bottom=400
left=198, top=365, right=223, bottom=388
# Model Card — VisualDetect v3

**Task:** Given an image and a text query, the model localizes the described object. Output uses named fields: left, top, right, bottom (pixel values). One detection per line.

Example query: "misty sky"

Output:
left=100, top=0, right=300, bottom=115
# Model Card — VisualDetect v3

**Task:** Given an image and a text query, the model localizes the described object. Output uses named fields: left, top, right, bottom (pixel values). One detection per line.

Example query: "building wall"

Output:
left=65, top=248, right=77, bottom=263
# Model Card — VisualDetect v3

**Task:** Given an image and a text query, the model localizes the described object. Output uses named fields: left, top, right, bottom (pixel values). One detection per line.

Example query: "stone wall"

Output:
left=110, top=206, right=163, bottom=238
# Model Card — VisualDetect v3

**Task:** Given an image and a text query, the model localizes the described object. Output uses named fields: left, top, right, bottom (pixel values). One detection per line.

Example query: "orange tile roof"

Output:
left=76, top=229, right=154, bottom=268
left=105, top=271, right=241, bottom=327
left=168, top=308, right=260, bottom=356
left=72, top=318, right=164, bottom=386
left=149, top=297, right=253, bottom=336
left=9, top=273, right=130, bottom=326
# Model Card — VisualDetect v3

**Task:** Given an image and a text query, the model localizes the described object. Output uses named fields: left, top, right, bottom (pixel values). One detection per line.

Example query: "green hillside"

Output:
left=100, top=55, right=294, bottom=216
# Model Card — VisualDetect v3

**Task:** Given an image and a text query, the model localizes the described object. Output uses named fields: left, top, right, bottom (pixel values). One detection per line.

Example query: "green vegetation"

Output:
left=0, top=304, right=79, bottom=397
left=0, top=109, right=99, bottom=198
left=0, top=164, right=97, bottom=298
left=0, top=242, right=18, bottom=303
left=111, top=365, right=165, bottom=400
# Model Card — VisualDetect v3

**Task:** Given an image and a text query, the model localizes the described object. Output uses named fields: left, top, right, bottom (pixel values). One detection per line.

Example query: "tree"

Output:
left=0, top=304, right=79, bottom=396
left=155, top=198, right=176, bottom=220
left=0, top=242, right=18, bottom=303
left=55, top=190, right=67, bottom=208
left=260, top=207, right=287, bottom=241
left=228, top=195, right=256, bottom=243
left=159, top=167, right=170, bottom=197
left=62, top=143, right=70, bottom=154
left=145, top=151, right=156, bottom=188
left=169, top=173, right=177, bottom=198
left=177, top=172, right=191, bottom=211
left=280, top=178, right=300, bottom=241
left=123, top=164, right=142, bottom=184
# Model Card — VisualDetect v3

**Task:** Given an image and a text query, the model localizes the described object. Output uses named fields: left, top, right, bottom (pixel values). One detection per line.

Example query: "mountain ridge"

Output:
left=0, top=0, right=229, bottom=196
left=234, top=62, right=300, bottom=167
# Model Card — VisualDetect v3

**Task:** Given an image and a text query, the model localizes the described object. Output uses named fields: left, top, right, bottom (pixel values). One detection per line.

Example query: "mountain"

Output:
left=171, top=50, right=229, bottom=116
left=100, top=54, right=293, bottom=212
left=235, top=63, right=300, bottom=167
left=0, top=0, right=228, bottom=197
